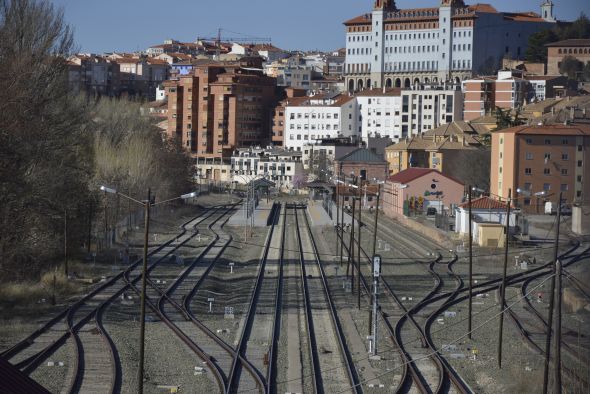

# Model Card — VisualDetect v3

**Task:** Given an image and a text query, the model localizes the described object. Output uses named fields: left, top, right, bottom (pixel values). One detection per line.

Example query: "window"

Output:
left=525, top=168, right=532, bottom=175
left=562, top=153, right=569, bottom=160
left=578, top=175, right=583, bottom=182
left=578, top=145, right=583, bottom=152
left=544, top=168, right=551, bottom=175
left=524, top=199, right=531, bottom=206
left=544, top=153, right=551, bottom=161
left=562, top=139, right=569, bottom=145
left=525, top=152, right=533, bottom=160
left=561, top=169, right=568, bottom=175
left=543, top=183, right=551, bottom=191
left=525, top=138, right=532, bottom=144
left=578, top=160, right=583, bottom=167
left=524, top=183, right=532, bottom=190
left=544, top=139, right=551, bottom=145
left=561, top=184, right=568, bottom=191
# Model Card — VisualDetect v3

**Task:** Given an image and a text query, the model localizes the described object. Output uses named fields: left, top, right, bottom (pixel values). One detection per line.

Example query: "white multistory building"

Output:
left=283, top=86, right=463, bottom=148
left=356, top=86, right=463, bottom=143
left=230, top=147, right=304, bottom=190
left=284, top=94, right=358, bottom=151
left=344, top=0, right=557, bottom=91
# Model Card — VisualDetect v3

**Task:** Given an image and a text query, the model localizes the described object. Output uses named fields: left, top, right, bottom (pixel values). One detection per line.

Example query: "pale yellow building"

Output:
left=385, top=121, right=490, bottom=188
left=477, top=223, right=506, bottom=248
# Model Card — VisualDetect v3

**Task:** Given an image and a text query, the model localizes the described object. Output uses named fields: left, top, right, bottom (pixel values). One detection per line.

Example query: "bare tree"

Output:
left=0, top=0, right=92, bottom=280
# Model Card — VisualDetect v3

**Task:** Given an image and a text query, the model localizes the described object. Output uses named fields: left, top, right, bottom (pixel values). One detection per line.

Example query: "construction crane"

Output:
left=196, top=28, right=272, bottom=58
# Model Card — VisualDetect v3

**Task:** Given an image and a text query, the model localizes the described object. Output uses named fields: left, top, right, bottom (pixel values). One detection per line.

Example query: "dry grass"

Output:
left=0, top=267, right=81, bottom=307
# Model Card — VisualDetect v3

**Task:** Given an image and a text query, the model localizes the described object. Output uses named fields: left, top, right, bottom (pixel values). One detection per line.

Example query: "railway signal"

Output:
left=229, top=262, right=235, bottom=273
left=370, top=255, right=382, bottom=358
left=208, top=297, right=215, bottom=313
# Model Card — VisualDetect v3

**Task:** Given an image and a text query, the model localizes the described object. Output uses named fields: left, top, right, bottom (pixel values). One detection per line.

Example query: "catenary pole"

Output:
left=497, top=188, right=511, bottom=369
left=137, top=189, right=151, bottom=394
left=468, top=185, right=473, bottom=339
left=543, top=191, right=562, bottom=394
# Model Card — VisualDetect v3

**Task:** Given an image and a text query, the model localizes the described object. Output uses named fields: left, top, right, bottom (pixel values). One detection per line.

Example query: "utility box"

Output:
left=572, top=205, right=590, bottom=235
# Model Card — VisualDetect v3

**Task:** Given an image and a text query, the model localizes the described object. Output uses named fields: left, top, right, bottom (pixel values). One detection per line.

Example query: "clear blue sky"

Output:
left=51, top=0, right=589, bottom=53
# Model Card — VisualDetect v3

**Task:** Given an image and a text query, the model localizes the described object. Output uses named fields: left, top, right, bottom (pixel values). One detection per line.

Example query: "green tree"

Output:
left=559, top=55, right=584, bottom=80
left=493, top=107, right=525, bottom=131
left=558, top=13, right=590, bottom=40
left=525, top=14, right=590, bottom=64
left=525, top=29, right=558, bottom=63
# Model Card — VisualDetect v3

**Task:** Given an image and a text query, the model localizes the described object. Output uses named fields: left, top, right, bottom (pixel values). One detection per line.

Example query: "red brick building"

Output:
left=334, top=148, right=388, bottom=182
left=164, top=57, right=277, bottom=159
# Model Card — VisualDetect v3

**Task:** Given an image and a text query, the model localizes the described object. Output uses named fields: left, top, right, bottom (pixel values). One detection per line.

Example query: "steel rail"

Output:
left=227, top=202, right=281, bottom=393
left=293, top=204, right=322, bottom=393
left=301, top=203, right=363, bottom=394
left=266, top=203, right=287, bottom=393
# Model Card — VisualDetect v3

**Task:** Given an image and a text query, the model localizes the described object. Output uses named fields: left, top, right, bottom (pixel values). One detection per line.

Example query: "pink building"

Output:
left=383, top=168, right=464, bottom=217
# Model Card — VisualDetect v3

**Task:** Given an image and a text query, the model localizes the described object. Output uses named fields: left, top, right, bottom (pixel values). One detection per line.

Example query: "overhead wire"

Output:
left=237, top=271, right=560, bottom=393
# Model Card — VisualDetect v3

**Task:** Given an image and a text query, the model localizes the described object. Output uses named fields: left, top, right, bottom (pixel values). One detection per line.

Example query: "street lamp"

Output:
left=99, top=185, right=196, bottom=394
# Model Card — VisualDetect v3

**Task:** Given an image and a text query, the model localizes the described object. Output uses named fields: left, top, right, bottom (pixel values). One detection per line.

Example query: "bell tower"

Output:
left=373, top=0, right=397, bottom=11
left=541, top=1, right=556, bottom=22
left=370, top=1, right=397, bottom=88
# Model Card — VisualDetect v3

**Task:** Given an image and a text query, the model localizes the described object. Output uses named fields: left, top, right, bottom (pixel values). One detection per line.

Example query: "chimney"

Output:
left=570, top=107, right=575, bottom=121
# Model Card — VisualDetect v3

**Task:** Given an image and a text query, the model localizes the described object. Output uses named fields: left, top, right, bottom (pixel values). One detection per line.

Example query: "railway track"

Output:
left=299, top=204, right=363, bottom=394
left=356, top=211, right=590, bottom=393
left=2, top=207, right=214, bottom=393
left=228, top=202, right=281, bottom=393
left=335, top=215, right=460, bottom=393
left=119, top=202, right=269, bottom=393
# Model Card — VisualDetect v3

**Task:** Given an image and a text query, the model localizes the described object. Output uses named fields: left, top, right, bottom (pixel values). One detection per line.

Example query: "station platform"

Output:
left=227, top=199, right=274, bottom=227
left=306, top=201, right=359, bottom=228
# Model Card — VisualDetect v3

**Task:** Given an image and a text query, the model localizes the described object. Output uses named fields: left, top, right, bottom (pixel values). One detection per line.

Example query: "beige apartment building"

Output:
left=164, top=57, right=277, bottom=159
left=491, top=124, right=590, bottom=213
left=546, top=39, right=590, bottom=75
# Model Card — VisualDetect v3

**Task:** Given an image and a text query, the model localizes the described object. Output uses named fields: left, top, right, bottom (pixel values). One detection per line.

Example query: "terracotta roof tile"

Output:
left=388, top=168, right=464, bottom=185
left=459, top=196, right=508, bottom=210
left=546, top=39, right=590, bottom=47
left=500, top=124, right=590, bottom=136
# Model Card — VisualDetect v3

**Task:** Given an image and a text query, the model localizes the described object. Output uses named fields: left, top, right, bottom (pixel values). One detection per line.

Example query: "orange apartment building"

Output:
left=546, top=39, right=590, bottom=75
left=462, top=77, right=495, bottom=121
left=164, top=57, right=277, bottom=159
left=491, top=124, right=590, bottom=213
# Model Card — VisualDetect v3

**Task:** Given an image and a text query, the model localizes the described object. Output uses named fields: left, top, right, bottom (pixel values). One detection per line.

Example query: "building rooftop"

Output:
left=355, top=88, right=402, bottom=97
left=336, top=148, right=386, bottom=163
left=388, top=168, right=464, bottom=185
left=458, top=196, right=508, bottom=210
left=546, top=39, right=590, bottom=47
left=344, top=3, right=546, bottom=26
left=499, top=124, right=590, bottom=136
